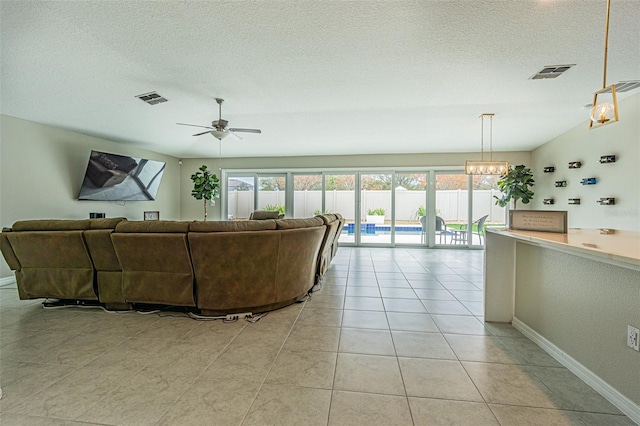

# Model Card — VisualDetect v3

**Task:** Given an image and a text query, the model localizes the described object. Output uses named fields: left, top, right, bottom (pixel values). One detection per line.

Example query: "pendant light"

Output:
left=465, top=114, right=509, bottom=175
left=589, top=0, right=619, bottom=129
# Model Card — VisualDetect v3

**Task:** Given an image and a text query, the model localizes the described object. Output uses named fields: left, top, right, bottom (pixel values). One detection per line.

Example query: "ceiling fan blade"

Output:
left=229, top=128, right=262, bottom=134
left=229, top=131, right=243, bottom=141
left=177, top=123, right=214, bottom=130
left=192, top=130, right=213, bottom=136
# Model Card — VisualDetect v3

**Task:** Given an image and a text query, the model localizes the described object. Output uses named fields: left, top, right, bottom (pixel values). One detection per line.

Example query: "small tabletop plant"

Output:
left=191, top=165, right=220, bottom=221
left=494, top=164, right=535, bottom=210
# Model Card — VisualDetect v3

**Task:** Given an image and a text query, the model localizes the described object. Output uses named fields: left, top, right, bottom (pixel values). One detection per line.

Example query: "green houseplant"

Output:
left=494, top=164, right=535, bottom=210
left=265, top=204, right=285, bottom=215
left=191, top=165, right=220, bottom=221
left=367, top=208, right=386, bottom=216
left=414, top=205, right=427, bottom=220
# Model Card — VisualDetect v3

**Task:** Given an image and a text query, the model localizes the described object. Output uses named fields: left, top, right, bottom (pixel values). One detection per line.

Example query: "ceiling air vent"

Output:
left=529, top=64, right=575, bottom=80
left=600, top=80, right=640, bottom=93
left=135, top=91, right=168, bottom=105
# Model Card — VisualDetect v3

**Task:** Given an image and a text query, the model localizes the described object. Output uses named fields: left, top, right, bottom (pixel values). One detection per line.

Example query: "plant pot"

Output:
left=366, top=215, right=385, bottom=224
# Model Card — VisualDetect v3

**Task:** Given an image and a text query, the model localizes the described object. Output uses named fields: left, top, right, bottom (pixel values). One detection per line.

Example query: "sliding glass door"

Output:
left=257, top=175, right=286, bottom=215
left=227, top=175, right=255, bottom=220
left=360, top=173, right=392, bottom=244
left=394, top=173, right=428, bottom=245
left=293, top=174, right=322, bottom=218
left=435, top=172, right=470, bottom=246
left=325, top=174, right=355, bottom=243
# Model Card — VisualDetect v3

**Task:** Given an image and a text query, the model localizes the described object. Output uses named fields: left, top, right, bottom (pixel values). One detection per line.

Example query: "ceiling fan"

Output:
left=177, top=98, right=262, bottom=140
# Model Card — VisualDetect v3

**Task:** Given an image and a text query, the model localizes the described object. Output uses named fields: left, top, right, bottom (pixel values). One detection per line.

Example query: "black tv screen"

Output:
left=78, top=150, right=166, bottom=201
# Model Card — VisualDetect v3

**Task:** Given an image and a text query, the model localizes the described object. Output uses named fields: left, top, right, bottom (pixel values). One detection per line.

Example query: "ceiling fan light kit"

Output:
left=589, top=0, right=619, bottom=129
left=178, top=98, right=262, bottom=141
left=465, top=113, right=509, bottom=175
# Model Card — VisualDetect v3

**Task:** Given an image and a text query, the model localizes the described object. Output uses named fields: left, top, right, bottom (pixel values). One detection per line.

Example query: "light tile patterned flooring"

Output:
left=0, top=247, right=635, bottom=425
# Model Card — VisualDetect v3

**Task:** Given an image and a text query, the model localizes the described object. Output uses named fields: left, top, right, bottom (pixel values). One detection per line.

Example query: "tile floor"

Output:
left=0, top=247, right=635, bottom=425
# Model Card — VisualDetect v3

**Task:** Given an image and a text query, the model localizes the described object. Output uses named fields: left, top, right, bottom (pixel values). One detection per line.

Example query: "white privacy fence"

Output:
left=228, top=190, right=506, bottom=223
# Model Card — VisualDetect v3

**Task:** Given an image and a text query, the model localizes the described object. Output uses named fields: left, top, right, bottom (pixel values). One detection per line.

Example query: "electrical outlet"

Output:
left=628, top=325, right=640, bottom=351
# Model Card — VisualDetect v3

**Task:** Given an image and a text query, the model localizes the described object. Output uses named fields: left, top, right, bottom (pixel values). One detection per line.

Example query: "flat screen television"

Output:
left=78, top=150, right=166, bottom=201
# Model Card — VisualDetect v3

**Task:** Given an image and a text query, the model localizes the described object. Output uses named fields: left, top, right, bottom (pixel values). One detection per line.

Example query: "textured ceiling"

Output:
left=1, top=0, right=639, bottom=159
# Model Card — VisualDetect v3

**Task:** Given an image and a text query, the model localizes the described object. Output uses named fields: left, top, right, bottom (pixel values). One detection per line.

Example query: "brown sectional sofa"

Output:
left=0, top=214, right=342, bottom=315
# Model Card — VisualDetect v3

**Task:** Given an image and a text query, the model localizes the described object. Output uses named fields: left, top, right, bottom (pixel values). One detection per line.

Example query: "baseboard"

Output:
left=513, top=316, right=640, bottom=425
left=0, top=276, right=16, bottom=287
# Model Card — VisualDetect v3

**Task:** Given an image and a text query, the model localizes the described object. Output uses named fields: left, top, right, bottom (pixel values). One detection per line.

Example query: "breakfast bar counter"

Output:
left=484, top=228, right=640, bottom=418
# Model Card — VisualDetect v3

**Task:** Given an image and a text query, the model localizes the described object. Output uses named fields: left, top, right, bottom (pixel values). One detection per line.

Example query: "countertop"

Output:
left=487, top=228, right=640, bottom=268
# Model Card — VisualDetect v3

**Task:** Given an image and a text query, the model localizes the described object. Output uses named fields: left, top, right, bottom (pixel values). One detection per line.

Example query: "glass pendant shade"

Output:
left=465, top=160, right=509, bottom=175
left=212, top=129, right=229, bottom=140
left=465, top=113, right=509, bottom=175
left=589, top=85, right=619, bottom=129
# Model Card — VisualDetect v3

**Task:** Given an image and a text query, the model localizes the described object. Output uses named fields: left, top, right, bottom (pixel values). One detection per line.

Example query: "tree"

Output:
left=191, top=165, right=220, bottom=221
left=294, top=175, right=322, bottom=191
left=326, top=175, right=355, bottom=190
left=435, top=174, right=468, bottom=190
left=494, top=165, right=535, bottom=209
left=259, top=177, right=285, bottom=190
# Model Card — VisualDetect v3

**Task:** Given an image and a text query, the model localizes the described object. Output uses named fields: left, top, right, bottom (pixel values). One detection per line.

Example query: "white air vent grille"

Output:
left=529, top=64, right=575, bottom=80
left=600, top=80, right=640, bottom=93
left=135, top=92, right=168, bottom=105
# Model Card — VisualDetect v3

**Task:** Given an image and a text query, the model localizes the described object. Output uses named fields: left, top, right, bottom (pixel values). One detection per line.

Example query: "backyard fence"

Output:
left=228, top=189, right=506, bottom=224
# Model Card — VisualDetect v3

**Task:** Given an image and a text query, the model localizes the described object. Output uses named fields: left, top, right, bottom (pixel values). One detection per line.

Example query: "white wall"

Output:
left=531, top=94, right=640, bottom=231
left=0, top=115, right=181, bottom=278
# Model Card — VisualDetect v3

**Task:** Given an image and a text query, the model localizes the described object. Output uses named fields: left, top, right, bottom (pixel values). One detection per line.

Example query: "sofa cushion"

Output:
left=112, top=232, right=195, bottom=306
left=0, top=228, right=21, bottom=270
left=12, top=219, right=91, bottom=232
left=276, top=217, right=324, bottom=230
left=115, top=220, right=189, bottom=233
left=89, top=217, right=127, bottom=229
left=6, top=230, right=96, bottom=300
left=84, top=229, right=121, bottom=270
left=317, top=214, right=338, bottom=225
left=190, top=220, right=276, bottom=232
left=249, top=210, right=281, bottom=220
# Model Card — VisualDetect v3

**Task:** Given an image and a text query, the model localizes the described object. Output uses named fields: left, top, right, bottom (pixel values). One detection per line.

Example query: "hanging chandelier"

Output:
left=589, top=0, right=619, bottom=129
left=465, top=114, right=509, bottom=175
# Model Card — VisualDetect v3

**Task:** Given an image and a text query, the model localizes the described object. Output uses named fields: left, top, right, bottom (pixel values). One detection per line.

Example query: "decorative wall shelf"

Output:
left=543, top=166, right=555, bottom=173
left=597, top=197, right=615, bottom=205
left=580, top=177, right=597, bottom=185
left=568, top=198, right=581, bottom=205
left=543, top=199, right=555, bottom=205
left=599, top=155, right=616, bottom=164
left=555, top=180, right=567, bottom=187
left=568, top=161, right=582, bottom=169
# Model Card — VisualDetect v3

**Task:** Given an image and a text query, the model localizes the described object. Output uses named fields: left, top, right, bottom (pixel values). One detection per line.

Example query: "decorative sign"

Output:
left=509, top=210, right=567, bottom=233
left=144, top=211, right=160, bottom=221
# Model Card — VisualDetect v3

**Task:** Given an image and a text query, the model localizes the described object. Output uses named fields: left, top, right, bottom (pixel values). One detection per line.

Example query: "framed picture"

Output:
left=144, top=211, right=160, bottom=221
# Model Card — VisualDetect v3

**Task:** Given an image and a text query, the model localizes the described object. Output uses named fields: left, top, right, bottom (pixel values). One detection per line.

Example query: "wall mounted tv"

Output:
left=78, top=150, right=166, bottom=201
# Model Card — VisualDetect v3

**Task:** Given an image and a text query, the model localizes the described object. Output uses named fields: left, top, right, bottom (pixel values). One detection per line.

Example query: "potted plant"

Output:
left=494, top=164, right=535, bottom=210
left=414, top=205, right=427, bottom=220
left=191, top=165, right=220, bottom=221
left=265, top=204, right=285, bottom=217
left=366, top=208, right=386, bottom=224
